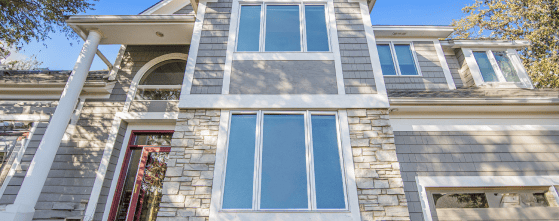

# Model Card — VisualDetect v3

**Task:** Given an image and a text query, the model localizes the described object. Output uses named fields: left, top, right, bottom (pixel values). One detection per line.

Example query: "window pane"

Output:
left=115, top=149, right=143, bottom=221
left=135, top=152, right=169, bottom=221
left=261, top=114, right=308, bottom=209
left=377, top=44, right=397, bottom=75
left=222, top=115, right=257, bottom=209
left=305, top=5, right=329, bottom=52
left=311, top=115, right=345, bottom=209
left=492, top=51, right=520, bottom=82
left=237, top=6, right=261, bottom=52
left=265, top=5, right=301, bottom=52
left=394, top=44, right=419, bottom=75
left=140, top=60, right=186, bottom=85
left=473, top=51, right=499, bottom=82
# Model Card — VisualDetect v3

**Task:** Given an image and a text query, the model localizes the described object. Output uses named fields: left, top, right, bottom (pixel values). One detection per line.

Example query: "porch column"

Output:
left=3, top=30, right=103, bottom=221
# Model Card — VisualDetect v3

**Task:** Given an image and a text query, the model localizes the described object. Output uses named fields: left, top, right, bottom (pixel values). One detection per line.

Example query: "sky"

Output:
left=13, top=0, right=474, bottom=71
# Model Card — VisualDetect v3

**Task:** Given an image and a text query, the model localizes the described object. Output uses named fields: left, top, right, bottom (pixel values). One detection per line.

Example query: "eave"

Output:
left=372, top=25, right=455, bottom=39
left=0, top=81, right=116, bottom=100
left=441, top=39, right=531, bottom=49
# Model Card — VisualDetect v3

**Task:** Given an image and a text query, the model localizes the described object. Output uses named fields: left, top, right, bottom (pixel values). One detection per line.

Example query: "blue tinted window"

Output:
left=237, top=6, right=261, bottom=52
left=473, top=51, right=499, bottom=82
left=260, top=114, right=308, bottom=209
left=394, top=44, right=419, bottom=75
left=305, top=5, right=329, bottom=51
left=222, top=115, right=257, bottom=209
left=265, top=5, right=301, bottom=51
left=311, top=115, right=345, bottom=209
left=377, top=44, right=397, bottom=75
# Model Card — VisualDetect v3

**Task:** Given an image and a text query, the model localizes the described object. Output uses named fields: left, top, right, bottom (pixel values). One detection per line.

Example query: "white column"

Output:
left=2, top=30, right=103, bottom=221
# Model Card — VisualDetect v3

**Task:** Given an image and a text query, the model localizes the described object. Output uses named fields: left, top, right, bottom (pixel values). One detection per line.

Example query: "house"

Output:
left=0, top=0, right=558, bottom=220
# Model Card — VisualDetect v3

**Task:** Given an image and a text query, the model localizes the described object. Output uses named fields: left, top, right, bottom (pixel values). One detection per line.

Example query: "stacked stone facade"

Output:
left=348, top=109, right=410, bottom=221
left=158, top=109, right=221, bottom=221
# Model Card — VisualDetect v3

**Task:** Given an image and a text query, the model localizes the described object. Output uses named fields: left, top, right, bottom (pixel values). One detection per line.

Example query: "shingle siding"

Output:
left=174, top=3, right=195, bottom=15
left=455, top=48, right=475, bottom=87
left=385, top=41, right=449, bottom=91
left=335, top=1, right=377, bottom=94
left=394, top=131, right=559, bottom=221
left=229, top=60, right=338, bottom=94
left=190, top=1, right=232, bottom=94
left=443, top=47, right=464, bottom=88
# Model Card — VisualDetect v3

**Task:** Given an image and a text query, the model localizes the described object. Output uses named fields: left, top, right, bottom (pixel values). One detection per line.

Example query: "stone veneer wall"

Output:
left=157, top=109, right=220, bottom=221
left=348, top=109, right=410, bottom=220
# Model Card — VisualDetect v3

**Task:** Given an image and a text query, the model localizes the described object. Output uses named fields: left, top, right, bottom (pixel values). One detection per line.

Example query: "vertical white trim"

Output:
left=62, top=98, right=85, bottom=141
left=462, top=48, right=485, bottom=86
left=486, top=50, right=508, bottom=83
left=327, top=0, right=346, bottom=95
left=222, top=0, right=239, bottom=94
left=417, top=176, right=434, bottom=221
left=338, top=110, right=361, bottom=221
left=507, top=48, right=534, bottom=89
left=210, top=110, right=230, bottom=218
left=108, top=45, right=127, bottom=81
left=357, top=0, right=387, bottom=95
left=0, top=123, right=38, bottom=199
left=434, top=40, right=456, bottom=90
left=84, top=116, right=123, bottom=221
left=180, top=1, right=208, bottom=97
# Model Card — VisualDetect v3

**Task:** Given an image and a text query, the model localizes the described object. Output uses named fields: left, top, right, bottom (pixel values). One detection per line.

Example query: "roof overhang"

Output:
left=66, top=15, right=196, bottom=45
left=442, top=39, right=531, bottom=49
left=0, top=81, right=116, bottom=100
left=372, top=26, right=455, bottom=39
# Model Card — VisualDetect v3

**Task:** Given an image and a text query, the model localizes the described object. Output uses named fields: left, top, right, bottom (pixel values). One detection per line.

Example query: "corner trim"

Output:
left=434, top=39, right=456, bottom=90
left=180, top=1, right=207, bottom=97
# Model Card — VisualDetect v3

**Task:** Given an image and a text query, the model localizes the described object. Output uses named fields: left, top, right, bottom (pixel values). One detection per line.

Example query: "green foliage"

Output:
left=452, top=0, right=559, bottom=88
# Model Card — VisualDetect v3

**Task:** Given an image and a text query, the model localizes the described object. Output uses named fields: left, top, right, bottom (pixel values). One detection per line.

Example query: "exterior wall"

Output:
left=0, top=101, right=57, bottom=116
left=93, top=121, right=128, bottom=221
left=442, top=47, right=464, bottom=88
left=394, top=131, right=559, bottom=221
left=348, top=109, right=409, bottom=220
left=174, top=4, right=195, bottom=15
left=157, top=110, right=220, bottom=221
left=129, top=101, right=180, bottom=112
left=335, top=1, right=377, bottom=94
left=384, top=41, right=448, bottom=91
left=455, top=48, right=474, bottom=87
left=229, top=60, right=338, bottom=94
left=190, top=1, right=232, bottom=94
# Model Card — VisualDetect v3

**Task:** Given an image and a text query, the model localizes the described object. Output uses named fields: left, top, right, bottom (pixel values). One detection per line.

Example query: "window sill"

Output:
left=478, top=82, right=530, bottom=89
left=211, top=211, right=355, bottom=221
left=233, top=52, right=334, bottom=61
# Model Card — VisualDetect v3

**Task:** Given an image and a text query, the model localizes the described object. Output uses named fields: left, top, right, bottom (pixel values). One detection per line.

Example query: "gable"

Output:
left=141, top=0, right=192, bottom=15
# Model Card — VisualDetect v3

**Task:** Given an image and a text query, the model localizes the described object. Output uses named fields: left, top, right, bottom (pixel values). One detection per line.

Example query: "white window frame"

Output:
left=219, top=110, right=348, bottom=212
left=471, top=49, right=520, bottom=83
left=235, top=2, right=332, bottom=53
left=416, top=176, right=559, bottom=221
left=377, top=41, right=422, bottom=77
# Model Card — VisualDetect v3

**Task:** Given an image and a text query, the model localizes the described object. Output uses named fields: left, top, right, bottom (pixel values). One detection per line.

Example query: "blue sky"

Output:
left=15, top=0, right=473, bottom=71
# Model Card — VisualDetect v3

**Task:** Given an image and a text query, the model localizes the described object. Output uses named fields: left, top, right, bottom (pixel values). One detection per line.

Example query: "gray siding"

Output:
left=0, top=102, right=56, bottom=115
left=190, top=1, right=232, bottom=94
left=108, top=45, right=190, bottom=102
left=93, top=121, right=128, bottom=221
left=455, top=48, right=475, bottom=87
left=443, top=47, right=464, bottom=88
left=32, top=102, right=124, bottom=220
left=174, top=3, right=195, bottom=15
left=385, top=41, right=448, bottom=91
left=335, top=1, right=376, bottom=94
left=394, top=131, right=559, bottom=221
left=129, top=100, right=179, bottom=112
left=229, top=60, right=338, bottom=94
left=0, top=122, right=49, bottom=205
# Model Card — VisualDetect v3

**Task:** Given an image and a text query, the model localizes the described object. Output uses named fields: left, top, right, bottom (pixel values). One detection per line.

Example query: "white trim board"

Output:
left=232, top=52, right=335, bottom=61
left=357, top=0, right=387, bottom=95
left=434, top=39, right=456, bottom=90
left=178, top=94, right=390, bottom=109
left=0, top=115, right=51, bottom=122
left=393, top=124, right=559, bottom=132
left=180, top=1, right=207, bottom=97
left=416, top=175, right=559, bottom=221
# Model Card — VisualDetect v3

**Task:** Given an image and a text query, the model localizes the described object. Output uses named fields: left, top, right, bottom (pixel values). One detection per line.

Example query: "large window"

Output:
left=236, top=4, right=330, bottom=52
left=473, top=50, right=521, bottom=83
left=221, top=111, right=347, bottom=211
left=377, top=42, right=421, bottom=76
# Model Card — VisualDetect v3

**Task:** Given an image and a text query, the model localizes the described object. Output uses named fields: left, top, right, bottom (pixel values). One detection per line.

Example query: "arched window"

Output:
left=136, top=59, right=186, bottom=100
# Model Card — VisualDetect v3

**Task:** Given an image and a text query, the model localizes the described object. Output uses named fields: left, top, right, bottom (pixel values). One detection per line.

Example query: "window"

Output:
left=473, top=50, right=521, bottom=83
left=377, top=42, right=421, bottom=76
left=221, top=111, right=347, bottom=211
left=236, top=4, right=330, bottom=52
left=0, top=122, right=32, bottom=186
left=108, top=131, right=173, bottom=221
left=136, top=59, right=186, bottom=100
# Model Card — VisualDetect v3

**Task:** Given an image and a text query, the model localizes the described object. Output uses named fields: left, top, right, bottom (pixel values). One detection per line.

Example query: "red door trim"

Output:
left=107, top=130, right=174, bottom=221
